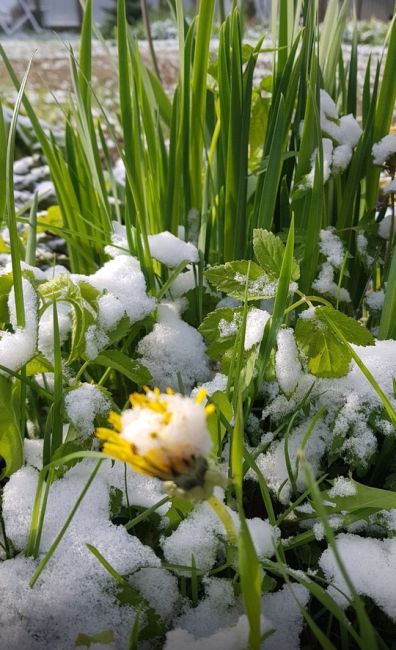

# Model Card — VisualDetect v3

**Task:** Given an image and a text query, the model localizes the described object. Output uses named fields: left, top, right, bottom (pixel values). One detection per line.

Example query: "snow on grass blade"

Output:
left=29, top=460, right=103, bottom=587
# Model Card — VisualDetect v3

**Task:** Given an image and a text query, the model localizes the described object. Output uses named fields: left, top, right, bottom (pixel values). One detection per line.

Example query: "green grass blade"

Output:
left=0, top=100, right=6, bottom=227
left=78, top=0, right=92, bottom=112
left=366, top=11, right=396, bottom=209
left=189, top=0, right=215, bottom=211
left=252, top=95, right=285, bottom=231
left=379, top=241, right=396, bottom=339
left=5, top=59, right=33, bottom=328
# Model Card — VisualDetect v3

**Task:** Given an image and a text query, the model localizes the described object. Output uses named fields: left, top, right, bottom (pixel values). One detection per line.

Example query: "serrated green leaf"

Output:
left=0, top=376, right=23, bottom=478
left=205, top=260, right=278, bottom=300
left=94, top=350, right=151, bottom=386
left=199, top=307, right=242, bottom=359
left=25, top=354, right=54, bottom=376
left=296, top=306, right=374, bottom=378
left=315, top=307, right=374, bottom=346
left=253, top=229, right=300, bottom=280
left=295, top=315, right=351, bottom=378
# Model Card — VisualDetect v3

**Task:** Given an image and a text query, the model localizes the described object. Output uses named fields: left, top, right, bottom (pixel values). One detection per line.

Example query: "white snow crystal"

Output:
left=356, top=232, right=374, bottom=266
left=253, top=420, right=331, bottom=504
left=137, top=302, right=210, bottom=391
left=130, top=567, right=180, bottom=622
left=244, top=308, right=271, bottom=350
left=165, top=614, right=271, bottom=650
left=148, top=231, right=199, bottom=267
left=84, top=325, right=109, bottom=360
left=261, top=583, right=310, bottom=650
left=320, top=89, right=338, bottom=120
left=97, top=292, right=125, bottom=330
left=174, top=577, right=239, bottom=638
left=191, top=373, right=228, bottom=399
left=332, top=144, right=353, bottom=173
left=372, top=134, right=396, bottom=166
left=365, top=288, right=385, bottom=311
left=0, top=279, right=37, bottom=375
left=275, top=328, right=302, bottom=395
left=312, top=262, right=351, bottom=302
left=319, top=229, right=345, bottom=268
left=65, top=383, right=111, bottom=436
left=0, top=461, right=160, bottom=649
left=378, top=211, right=395, bottom=240
left=338, top=114, right=362, bottom=148
left=85, top=255, right=155, bottom=325
left=328, top=477, right=357, bottom=498
left=162, top=492, right=278, bottom=573
left=320, top=533, right=396, bottom=621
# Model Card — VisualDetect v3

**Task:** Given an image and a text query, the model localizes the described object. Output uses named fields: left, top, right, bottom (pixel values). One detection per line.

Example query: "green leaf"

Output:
left=206, top=390, right=233, bottom=454
left=75, top=630, right=114, bottom=647
left=253, top=229, right=300, bottom=280
left=25, top=354, right=54, bottom=376
left=295, top=314, right=351, bottom=377
left=249, top=92, right=270, bottom=163
left=205, top=260, right=278, bottom=300
left=40, top=275, right=99, bottom=363
left=0, top=375, right=23, bottom=479
left=315, top=307, right=374, bottom=346
left=295, top=306, right=374, bottom=378
left=0, top=272, right=12, bottom=321
left=93, top=350, right=152, bottom=386
left=321, top=479, right=396, bottom=514
left=198, top=307, right=242, bottom=359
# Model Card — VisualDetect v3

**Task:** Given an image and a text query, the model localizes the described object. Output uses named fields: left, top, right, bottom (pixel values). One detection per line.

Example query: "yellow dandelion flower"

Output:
left=96, top=387, right=215, bottom=485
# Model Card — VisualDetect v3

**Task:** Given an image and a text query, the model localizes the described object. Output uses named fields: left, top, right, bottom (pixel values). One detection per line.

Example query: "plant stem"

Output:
left=208, top=494, right=238, bottom=546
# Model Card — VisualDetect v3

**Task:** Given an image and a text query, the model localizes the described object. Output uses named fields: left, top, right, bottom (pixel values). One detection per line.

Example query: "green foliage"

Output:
left=0, top=376, right=23, bottom=479
left=93, top=350, right=151, bottom=387
left=205, top=260, right=279, bottom=300
left=1, top=1, right=396, bottom=647
left=253, top=228, right=300, bottom=280
left=295, top=306, right=374, bottom=378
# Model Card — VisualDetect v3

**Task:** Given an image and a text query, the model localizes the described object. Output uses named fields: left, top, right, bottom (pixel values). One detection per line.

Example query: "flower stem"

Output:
left=208, top=494, right=238, bottom=546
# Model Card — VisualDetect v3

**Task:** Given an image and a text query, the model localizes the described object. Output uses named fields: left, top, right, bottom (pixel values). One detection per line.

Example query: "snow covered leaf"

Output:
left=296, top=306, right=374, bottom=378
left=198, top=307, right=242, bottom=359
left=40, top=276, right=99, bottom=362
left=253, top=229, right=300, bottom=280
left=321, top=479, right=396, bottom=519
left=0, top=376, right=23, bottom=479
left=205, top=260, right=278, bottom=300
left=315, top=307, right=374, bottom=346
left=93, top=350, right=152, bottom=386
